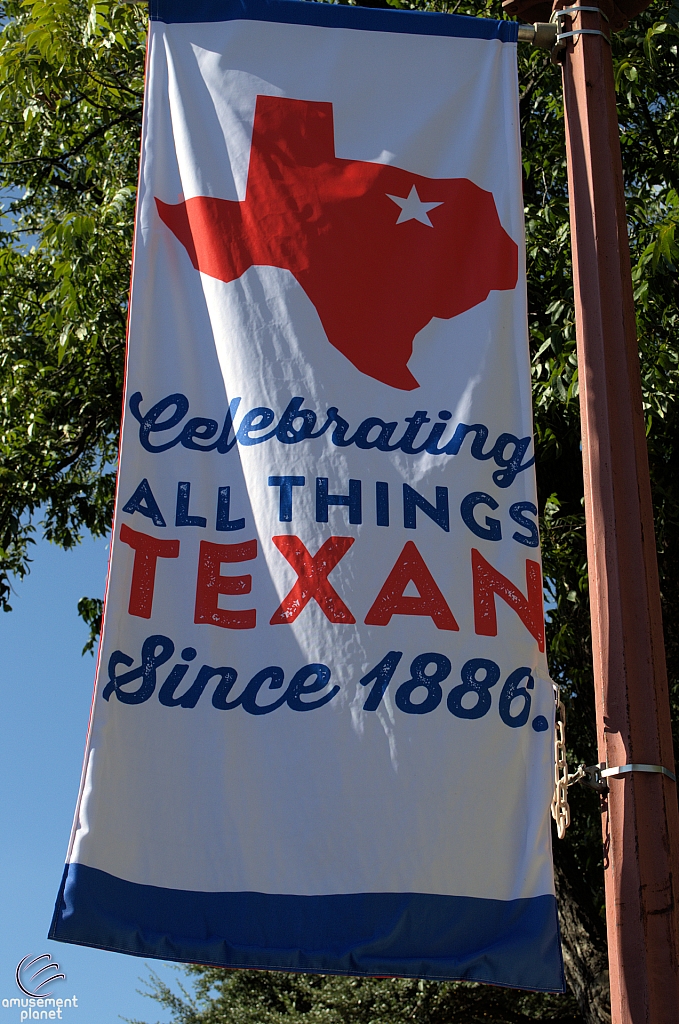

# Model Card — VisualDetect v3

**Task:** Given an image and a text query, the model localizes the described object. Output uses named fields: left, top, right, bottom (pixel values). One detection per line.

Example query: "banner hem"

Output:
left=49, top=864, right=565, bottom=993
left=149, top=0, right=519, bottom=42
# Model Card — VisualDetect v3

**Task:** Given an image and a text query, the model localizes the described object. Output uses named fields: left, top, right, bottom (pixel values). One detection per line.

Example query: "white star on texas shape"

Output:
left=386, top=185, right=443, bottom=227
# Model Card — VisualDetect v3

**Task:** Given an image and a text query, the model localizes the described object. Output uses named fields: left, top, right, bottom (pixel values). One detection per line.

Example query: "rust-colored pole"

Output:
left=558, top=4, right=679, bottom=1020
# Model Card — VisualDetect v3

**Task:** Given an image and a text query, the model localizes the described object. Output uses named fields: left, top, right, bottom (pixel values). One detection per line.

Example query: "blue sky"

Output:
left=0, top=537, right=177, bottom=1024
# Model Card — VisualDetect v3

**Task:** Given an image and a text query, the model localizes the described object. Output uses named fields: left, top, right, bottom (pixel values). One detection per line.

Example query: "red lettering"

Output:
left=194, top=539, right=257, bottom=630
left=472, top=548, right=544, bottom=651
left=119, top=523, right=180, bottom=619
left=364, top=541, right=459, bottom=630
left=269, top=535, right=355, bottom=624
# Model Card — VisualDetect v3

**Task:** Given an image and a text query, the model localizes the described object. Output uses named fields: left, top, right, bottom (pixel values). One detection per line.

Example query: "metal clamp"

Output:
left=552, top=6, right=611, bottom=47
left=556, top=29, right=611, bottom=42
left=554, top=5, right=610, bottom=19
left=602, top=763, right=677, bottom=783
left=572, top=762, right=676, bottom=791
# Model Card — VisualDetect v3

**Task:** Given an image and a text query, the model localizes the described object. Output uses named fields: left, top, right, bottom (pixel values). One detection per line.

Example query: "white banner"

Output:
left=51, top=0, right=563, bottom=991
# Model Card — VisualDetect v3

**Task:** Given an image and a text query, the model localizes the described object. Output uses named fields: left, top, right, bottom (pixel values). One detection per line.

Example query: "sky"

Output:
left=0, top=537, right=177, bottom=1024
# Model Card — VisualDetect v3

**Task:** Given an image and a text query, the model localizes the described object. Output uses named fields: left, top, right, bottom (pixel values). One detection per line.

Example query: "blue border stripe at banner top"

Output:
left=149, top=0, right=518, bottom=43
left=49, top=863, right=564, bottom=992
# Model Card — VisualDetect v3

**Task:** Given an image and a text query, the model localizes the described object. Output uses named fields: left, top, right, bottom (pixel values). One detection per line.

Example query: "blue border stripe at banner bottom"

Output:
left=49, top=864, right=564, bottom=992
left=150, top=0, right=519, bottom=43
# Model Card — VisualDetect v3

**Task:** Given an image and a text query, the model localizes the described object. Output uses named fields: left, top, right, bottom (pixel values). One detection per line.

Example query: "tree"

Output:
left=0, top=0, right=143, bottom=644
left=1, top=1, right=677, bottom=1022
left=132, top=965, right=583, bottom=1023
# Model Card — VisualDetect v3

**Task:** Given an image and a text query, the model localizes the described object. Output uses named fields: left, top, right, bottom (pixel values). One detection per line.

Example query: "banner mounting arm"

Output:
left=517, top=21, right=558, bottom=46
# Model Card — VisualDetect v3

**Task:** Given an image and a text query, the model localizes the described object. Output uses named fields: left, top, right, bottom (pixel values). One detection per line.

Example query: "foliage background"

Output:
left=0, top=0, right=677, bottom=1020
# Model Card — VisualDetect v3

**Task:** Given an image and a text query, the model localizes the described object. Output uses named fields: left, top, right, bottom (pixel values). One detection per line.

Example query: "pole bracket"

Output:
left=516, top=6, right=610, bottom=50
left=568, top=762, right=609, bottom=793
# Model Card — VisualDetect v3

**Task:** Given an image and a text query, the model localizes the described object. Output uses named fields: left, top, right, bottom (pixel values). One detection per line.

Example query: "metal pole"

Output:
left=557, top=3, right=679, bottom=1019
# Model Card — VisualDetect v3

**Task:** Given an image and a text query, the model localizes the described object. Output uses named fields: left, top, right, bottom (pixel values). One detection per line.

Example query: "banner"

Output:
left=50, top=0, right=563, bottom=991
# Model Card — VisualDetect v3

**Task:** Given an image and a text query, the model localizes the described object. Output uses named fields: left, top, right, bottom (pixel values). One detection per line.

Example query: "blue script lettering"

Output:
left=102, top=634, right=339, bottom=714
left=129, top=393, right=534, bottom=487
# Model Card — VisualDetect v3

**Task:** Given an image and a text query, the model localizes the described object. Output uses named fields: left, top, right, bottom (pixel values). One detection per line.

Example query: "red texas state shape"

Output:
left=156, top=95, right=518, bottom=391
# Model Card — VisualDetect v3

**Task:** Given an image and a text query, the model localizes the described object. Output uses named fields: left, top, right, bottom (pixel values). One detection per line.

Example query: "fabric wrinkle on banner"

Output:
left=49, top=0, right=564, bottom=992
